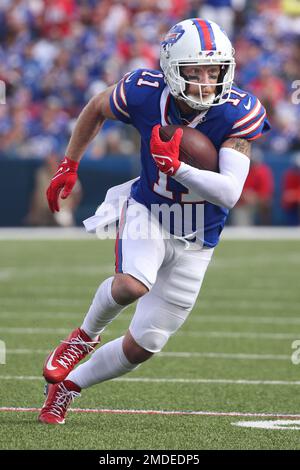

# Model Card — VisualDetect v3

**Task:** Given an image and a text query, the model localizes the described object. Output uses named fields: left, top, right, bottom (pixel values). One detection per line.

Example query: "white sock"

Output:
left=81, top=277, right=125, bottom=340
left=67, top=336, right=138, bottom=389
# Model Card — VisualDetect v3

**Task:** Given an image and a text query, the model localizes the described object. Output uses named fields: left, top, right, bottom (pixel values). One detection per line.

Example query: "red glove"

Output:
left=46, top=157, right=79, bottom=213
left=150, top=124, right=183, bottom=176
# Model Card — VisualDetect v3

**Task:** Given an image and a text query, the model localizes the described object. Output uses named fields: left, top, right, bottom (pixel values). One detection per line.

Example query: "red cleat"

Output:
left=43, top=328, right=100, bottom=384
left=38, top=380, right=81, bottom=425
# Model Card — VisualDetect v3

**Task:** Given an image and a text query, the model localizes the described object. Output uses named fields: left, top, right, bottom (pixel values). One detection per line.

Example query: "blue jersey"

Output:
left=109, top=69, right=271, bottom=247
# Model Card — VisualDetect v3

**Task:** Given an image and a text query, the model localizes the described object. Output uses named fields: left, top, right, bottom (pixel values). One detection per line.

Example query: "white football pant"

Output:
left=116, top=198, right=214, bottom=353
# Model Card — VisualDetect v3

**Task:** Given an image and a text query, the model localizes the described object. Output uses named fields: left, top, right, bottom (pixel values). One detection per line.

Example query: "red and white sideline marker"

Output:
left=1, top=407, right=300, bottom=420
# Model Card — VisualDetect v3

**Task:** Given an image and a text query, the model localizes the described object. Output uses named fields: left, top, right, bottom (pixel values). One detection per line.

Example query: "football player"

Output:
left=39, top=19, right=270, bottom=424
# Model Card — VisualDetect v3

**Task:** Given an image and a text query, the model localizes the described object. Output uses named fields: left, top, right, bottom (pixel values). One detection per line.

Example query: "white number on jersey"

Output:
left=153, top=170, right=204, bottom=203
left=137, top=71, right=164, bottom=88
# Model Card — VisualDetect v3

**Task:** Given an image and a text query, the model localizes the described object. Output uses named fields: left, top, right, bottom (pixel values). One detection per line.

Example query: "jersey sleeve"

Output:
left=109, top=68, right=165, bottom=127
left=109, top=72, right=134, bottom=124
left=226, top=95, right=271, bottom=141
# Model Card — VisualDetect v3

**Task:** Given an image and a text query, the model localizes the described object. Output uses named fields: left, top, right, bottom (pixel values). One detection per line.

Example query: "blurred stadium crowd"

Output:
left=0, top=0, right=300, bottom=224
left=1, top=0, right=300, bottom=159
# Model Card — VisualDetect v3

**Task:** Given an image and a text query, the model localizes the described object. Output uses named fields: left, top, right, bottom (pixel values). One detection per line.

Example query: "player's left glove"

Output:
left=46, top=157, right=79, bottom=213
left=150, top=124, right=183, bottom=176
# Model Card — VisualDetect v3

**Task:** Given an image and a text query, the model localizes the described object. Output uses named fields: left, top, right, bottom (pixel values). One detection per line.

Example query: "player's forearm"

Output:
left=65, top=96, right=105, bottom=162
left=175, top=164, right=240, bottom=208
left=174, top=148, right=250, bottom=209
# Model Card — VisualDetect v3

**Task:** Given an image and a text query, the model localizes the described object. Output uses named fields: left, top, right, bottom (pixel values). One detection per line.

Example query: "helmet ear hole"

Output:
left=176, top=66, right=186, bottom=93
left=178, top=67, right=187, bottom=91
left=219, top=63, right=229, bottom=80
left=215, top=63, right=229, bottom=99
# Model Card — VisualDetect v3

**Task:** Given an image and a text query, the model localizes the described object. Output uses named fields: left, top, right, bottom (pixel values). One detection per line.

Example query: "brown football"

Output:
left=159, top=125, right=218, bottom=172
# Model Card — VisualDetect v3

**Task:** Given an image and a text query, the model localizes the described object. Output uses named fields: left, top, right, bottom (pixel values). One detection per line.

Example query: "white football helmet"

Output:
left=160, top=18, right=236, bottom=110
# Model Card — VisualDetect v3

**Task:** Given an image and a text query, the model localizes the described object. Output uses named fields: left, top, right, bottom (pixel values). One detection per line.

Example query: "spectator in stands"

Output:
left=247, top=65, right=286, bottom=107
left=231, top=149, right=274, bottom=225
left=197, top=0, right=246, bottom=38
left=281, top=153, right=300, bottom=225
left=0, top=0, right=298, bottom=236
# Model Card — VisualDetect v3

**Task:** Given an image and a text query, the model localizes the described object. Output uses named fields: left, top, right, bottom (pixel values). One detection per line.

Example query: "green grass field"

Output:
left=0, top=237, right=300, bottom=450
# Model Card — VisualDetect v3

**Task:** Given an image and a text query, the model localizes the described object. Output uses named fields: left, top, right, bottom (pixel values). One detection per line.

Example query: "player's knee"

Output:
left=112, top=273, right=148, bottom=306
left=123, top=331, right=153, bottom=364
left=131, top=329, right=169, bottom=354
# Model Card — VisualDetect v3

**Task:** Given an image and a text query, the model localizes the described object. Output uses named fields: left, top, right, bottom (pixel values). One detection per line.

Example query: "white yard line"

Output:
left=1, top=299, right=298, bottom=312
left=1, top=406, right=300, bottom=419
left=120, top=313, right=300, bottom=326
left=0, top=227, right=91, bottom=240
left=158, top=352, right=290, bottom=361
left=209, top=256, right=300, bottom=268
left=0, top=265, right=114, bottom=276
left=6, top=349, right=50, bottom=354
left=4, top=349, right=291, bottom=361
left=0, top=327, right=298, bottom=340
left=196, top=301, right=300, bottom=311
left=2, top=312, right=300, bottom=327
left=176, top=331, right=300, bottom=340
left=0, top=312, right=83, bottom=319
left=222, top=227, right=300, bottom=240
left=0, top=375, right=299, bottom=385
left=0, top=299, right=89, bottom=307
left=189, top=315, right=300, bottom=325
left=1, top=227, right=300, bottom=240
left=3, top=299, right=294, bottom=310
left=115, top=378, right=300, bottom=385
left=0, top=327, right=71, bottom=334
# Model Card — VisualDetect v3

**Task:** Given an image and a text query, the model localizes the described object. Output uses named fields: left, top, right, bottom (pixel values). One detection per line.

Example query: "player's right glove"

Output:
left=46, top=157, right=79, bottom=213
left=150, top=124, right=183, bottom=176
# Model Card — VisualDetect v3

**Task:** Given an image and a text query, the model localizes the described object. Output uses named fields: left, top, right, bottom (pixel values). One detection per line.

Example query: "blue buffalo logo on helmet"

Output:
left=161, top=24, right=185, bottom=50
